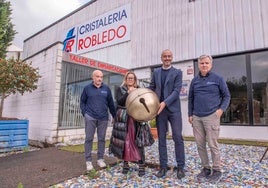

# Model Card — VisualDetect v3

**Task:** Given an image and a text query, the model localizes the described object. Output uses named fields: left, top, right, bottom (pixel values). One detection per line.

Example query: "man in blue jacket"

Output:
left=80, top=69, right=116, bottom=171
left=188, top=54, right=231, bottom=182
left=149, top=49, right=185, bottom=179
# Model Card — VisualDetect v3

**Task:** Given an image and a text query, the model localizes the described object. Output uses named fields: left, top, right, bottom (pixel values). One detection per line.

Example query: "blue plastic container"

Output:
left=0, top=120, right=29, bottom=152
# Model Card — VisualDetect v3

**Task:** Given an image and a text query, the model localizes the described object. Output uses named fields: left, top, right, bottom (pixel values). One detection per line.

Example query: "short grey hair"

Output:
left=198, top=54, right=213, bottom=63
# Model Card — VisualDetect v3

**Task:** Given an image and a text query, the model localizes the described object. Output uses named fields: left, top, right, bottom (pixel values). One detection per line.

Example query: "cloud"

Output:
left=9, top=0, right=89, bottom=48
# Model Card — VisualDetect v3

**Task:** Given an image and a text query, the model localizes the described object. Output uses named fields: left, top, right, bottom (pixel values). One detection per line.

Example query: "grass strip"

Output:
left=59, top=140, right=110, bottom=153
left=59, top=137, right=268, bottom=153
left=183, top=136, right=268, bottom=147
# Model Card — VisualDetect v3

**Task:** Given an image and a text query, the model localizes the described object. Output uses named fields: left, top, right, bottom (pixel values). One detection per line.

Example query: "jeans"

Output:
left=157, top=108, right=185, bottom=169
left=84, top=113, right=108, bottom=162
left=192, top=112, right=221, bottom=171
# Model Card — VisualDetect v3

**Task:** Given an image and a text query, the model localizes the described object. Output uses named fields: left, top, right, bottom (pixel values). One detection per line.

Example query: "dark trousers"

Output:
left=157, top=108, right=185, bottom=169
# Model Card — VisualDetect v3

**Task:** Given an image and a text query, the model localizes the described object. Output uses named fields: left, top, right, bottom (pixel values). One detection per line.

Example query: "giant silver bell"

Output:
left=126, top=88, right=160, bottom=122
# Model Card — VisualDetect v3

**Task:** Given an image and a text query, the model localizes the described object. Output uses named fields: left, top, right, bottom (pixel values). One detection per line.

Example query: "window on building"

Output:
left=251, top=52, right=268, bottom=125
left=194, top=50, right=268, bottom=126
left=58, top=62, right=123, bottom=128
left=213, top=55, right=249, bottom=125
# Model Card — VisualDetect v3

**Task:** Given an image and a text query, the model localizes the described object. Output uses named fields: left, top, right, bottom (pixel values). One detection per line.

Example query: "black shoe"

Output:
left=207, top=169, right=222, bottom=182
left=156, top=168, right=167, bottom=178
left=122, top=161, right=129, bottom=174
left=138, top=163, right=145, bottom=177
left=197, top=167, right=211, bottom=179
left=177, top=168, right=185, bottom=179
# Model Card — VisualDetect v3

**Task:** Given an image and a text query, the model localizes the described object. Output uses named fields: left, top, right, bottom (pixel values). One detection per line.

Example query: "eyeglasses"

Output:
left=127, top=77, right=134, bottom=80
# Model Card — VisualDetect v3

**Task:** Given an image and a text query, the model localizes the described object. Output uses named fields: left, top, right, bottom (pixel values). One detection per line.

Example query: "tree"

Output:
left=0, top=1, right=40, bottom=118
left=0, top=0, right=16, bottom=59
left=0, top=58, right=41, bottom=118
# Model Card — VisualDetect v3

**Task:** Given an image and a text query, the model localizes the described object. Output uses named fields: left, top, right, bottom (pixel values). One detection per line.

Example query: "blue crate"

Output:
left=0, top=120, right=29, bottom=152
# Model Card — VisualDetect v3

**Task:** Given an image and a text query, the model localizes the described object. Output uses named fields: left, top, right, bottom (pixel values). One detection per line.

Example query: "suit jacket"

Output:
left=149, top=66, right=182, bottom=113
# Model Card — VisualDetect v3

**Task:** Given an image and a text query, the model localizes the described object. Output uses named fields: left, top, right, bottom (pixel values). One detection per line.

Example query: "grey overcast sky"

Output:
left=9, top=0, right=90, bottom=49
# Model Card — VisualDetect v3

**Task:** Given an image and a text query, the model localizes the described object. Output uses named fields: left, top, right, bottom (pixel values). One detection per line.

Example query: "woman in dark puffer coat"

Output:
left=109, top=71, right=145, bottom=177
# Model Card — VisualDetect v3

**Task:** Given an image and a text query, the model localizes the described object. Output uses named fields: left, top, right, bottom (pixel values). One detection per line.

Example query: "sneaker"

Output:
left=97, top=159, right=106, bottom=168
left=86, top=161, right=93, bottom=171
left=197, top=168, right=211, bottom=179
left=207, top=170, right=222, bottom=182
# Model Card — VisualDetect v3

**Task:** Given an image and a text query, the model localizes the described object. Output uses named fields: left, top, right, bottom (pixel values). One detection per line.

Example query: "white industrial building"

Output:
left=4, top=0, right=268, bottom=144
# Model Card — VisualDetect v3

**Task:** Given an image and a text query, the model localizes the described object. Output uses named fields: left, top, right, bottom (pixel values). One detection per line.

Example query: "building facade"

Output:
left=4, top=0, right=268, bottom=144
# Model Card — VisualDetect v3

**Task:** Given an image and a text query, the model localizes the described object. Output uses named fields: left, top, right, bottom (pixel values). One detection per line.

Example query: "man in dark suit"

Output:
left=149, top=49, right=185, bottom=179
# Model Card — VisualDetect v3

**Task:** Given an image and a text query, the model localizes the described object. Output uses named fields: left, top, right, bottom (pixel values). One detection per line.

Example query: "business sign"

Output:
left=62, top=52, right=129, bottom=75
left=63, top=4, right=131, bottom=54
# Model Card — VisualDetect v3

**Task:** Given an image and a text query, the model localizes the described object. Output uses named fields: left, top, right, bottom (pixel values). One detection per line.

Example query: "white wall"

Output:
left=23, top=0, right=268, bottom=69
left=131, top=0, right=268, bottom=67
left=3, top=44, right=62, bottom=143
left=220, top=126, right=268, bottom=142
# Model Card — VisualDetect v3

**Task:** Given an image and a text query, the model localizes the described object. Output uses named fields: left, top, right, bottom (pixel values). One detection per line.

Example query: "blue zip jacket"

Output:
left=188, top=72, right=231, bottom=117
left=80, top=82, right=116, bottom=120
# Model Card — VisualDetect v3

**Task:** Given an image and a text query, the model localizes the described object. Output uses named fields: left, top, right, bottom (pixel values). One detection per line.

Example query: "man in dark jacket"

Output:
left=80, top=69, right=116, bottom=171
left=188, top=54, right=231, bottom=182
left=148, top=49, right=185, bottom=179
